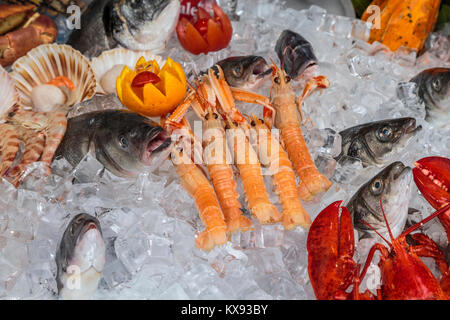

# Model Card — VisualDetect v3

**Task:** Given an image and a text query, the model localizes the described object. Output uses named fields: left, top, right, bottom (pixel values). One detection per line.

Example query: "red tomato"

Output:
left=131, top=71, right=161, bottom=87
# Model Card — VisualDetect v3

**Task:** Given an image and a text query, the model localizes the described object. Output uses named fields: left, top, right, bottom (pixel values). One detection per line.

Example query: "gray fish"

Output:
left=274, top=29, right=317, bottom=79
left=66, top=0, right=180, bottom=57
left=347, top=162, right=413, bottom=240
left=56, top=213, right=105, bottom=300
left=55, top=110, right=171, bottom=177
left=215, top=56, right=272, bottom=90
left=336, top=118, right=421, bottom=167
left=410, top=68, right=450, bottom=128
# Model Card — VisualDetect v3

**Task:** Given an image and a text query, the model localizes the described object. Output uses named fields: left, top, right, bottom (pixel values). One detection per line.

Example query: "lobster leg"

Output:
left=408, top=233, right=449, bottom=276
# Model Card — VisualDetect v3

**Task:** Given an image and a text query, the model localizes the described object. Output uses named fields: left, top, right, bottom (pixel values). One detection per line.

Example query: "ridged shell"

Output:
left=11, top=44, right=96, bottom=110
left=0, top=65, right=18, bottom=120
left=91, top=48, right=164, bottom=94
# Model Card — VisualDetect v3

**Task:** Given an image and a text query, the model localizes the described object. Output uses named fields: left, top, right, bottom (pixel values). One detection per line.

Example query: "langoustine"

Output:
left=248, top=115, right=311, bottom=229
left=166, top=117, right=227, bottom=250
left=266, top=64, right=332, bottom=201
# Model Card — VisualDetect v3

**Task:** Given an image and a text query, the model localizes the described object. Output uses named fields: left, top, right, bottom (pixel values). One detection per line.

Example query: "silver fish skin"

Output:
left=274, top=29, right=317, bottom=79
left=346, top=162, right=413, bottom=240
left=336, top=118, right=421, bottom=167
left=56, top=213, right=105, bottom=300
left=410, top=68, right=450, bottom=128
left=215, top=56, right=272, bottom=90
left=54, top=110, right=171, bottom=178
left=66, top=0, right=180, bottom=57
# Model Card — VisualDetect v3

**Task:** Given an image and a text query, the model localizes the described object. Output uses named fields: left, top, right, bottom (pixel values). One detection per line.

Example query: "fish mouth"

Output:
left=402, top=118, right=422, bottom=134
left=248, top=59, right=272, bottom=87
left=80, top=221, right=100, bottom=237
left=142, top=129, right=171, bottom=165
left=390, top=162, right=411, bottom=181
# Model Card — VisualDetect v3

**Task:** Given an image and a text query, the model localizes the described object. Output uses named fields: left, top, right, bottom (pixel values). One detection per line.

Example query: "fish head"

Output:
left=216, top=56, right=272, bottom=90
left=341, top=118, right=421, bottom=166
left=410, top=68, right=450, bottom=126
left=56, top=213, right=105, bottom=293
left=350, top=162, right=413, bottom=239
left=107, top=0, right=180, bottom=50
left=95, top=111, right=172, bottom=177
left=275, top=29, right=317, bottom=79
left=412, top=68, right=450, bottom=109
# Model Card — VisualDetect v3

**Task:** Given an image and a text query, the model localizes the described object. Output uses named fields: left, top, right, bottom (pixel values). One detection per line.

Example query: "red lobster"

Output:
left=307, top=156, right=450, bottom=300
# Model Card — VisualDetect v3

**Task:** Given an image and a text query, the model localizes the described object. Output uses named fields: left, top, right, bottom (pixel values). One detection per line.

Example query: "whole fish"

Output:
left=410, top=68, right=450, bottom=128
left=56, top=213, right=105, bottom=300
left=336, top=118, right=421, bottom=167
left=54, top=110, right=171, bottom=177
left=215, top=56, right=272, bottom=90
left=274, top=29, right=317, bottom=79
left=67, top=0, right=180, bottom=57
left=346, top=162, right=413, bottom=239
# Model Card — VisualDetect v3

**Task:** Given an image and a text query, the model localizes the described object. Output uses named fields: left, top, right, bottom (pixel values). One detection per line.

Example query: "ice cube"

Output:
left=255, top=271, right=306, bottom=300
left=114, top=225, right=151, bottom=274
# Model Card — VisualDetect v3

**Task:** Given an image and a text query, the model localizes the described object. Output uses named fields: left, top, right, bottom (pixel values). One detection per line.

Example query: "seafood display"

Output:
left=410, top=68, right=450, bottom=128
left=67, top=0, right=180, bottom=57
left=55, top=110, right=172, bottom=178
left=0, top=4, right=57, bottom=66
left=0, top=0, right=449, bottom=301
left=337, top=118, right=421, bottom=167
left=56, top=213, right=105, bottom=300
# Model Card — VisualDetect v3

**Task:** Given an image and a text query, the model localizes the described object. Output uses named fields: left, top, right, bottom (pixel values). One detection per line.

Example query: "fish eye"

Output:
left=432, top=78, right=441, bottom=92
left=205, top=113, right=210, bottom=120
left=285, top=76, right=291, bottom=83
left=370, top=179, right=383, bottom=196
left=250, top=120, right=256, bottom=127
left=213, top=112, right=219, bottom=119
left=233, top=65, right=242, bottom=77
left=119, top=135, right=128, bottom=149
left=376, top=126, right=393, bottom=142
left=274, top=77, right=281, bottom=84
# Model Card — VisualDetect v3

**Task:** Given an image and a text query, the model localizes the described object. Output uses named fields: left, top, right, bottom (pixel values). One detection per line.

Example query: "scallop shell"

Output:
left=11, top=44, right=97, bottom=110
left=0, top=65, right=18, bottom=120
left=91, top=48, right=164, bottom=94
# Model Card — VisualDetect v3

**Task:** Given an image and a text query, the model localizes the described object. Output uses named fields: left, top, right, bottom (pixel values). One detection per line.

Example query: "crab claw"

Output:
left=307, top=201, right=357, bottom=300
left=413, top=156, right=450, bottom=210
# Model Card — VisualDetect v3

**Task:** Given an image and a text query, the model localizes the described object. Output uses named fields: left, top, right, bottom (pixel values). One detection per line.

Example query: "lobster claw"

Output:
left=413, top=156, right=450, bottom=243
left=307, top=201, right=358, bottom=300
left=413, top=156, right=450, bottom=210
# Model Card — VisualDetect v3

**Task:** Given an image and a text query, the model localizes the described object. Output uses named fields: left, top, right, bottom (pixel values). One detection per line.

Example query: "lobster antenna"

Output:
left=360, top=220, right=391, bottom=246
left=379, top=196, right=395, bottom=243
left=401, top=202, right=450, bottom=237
